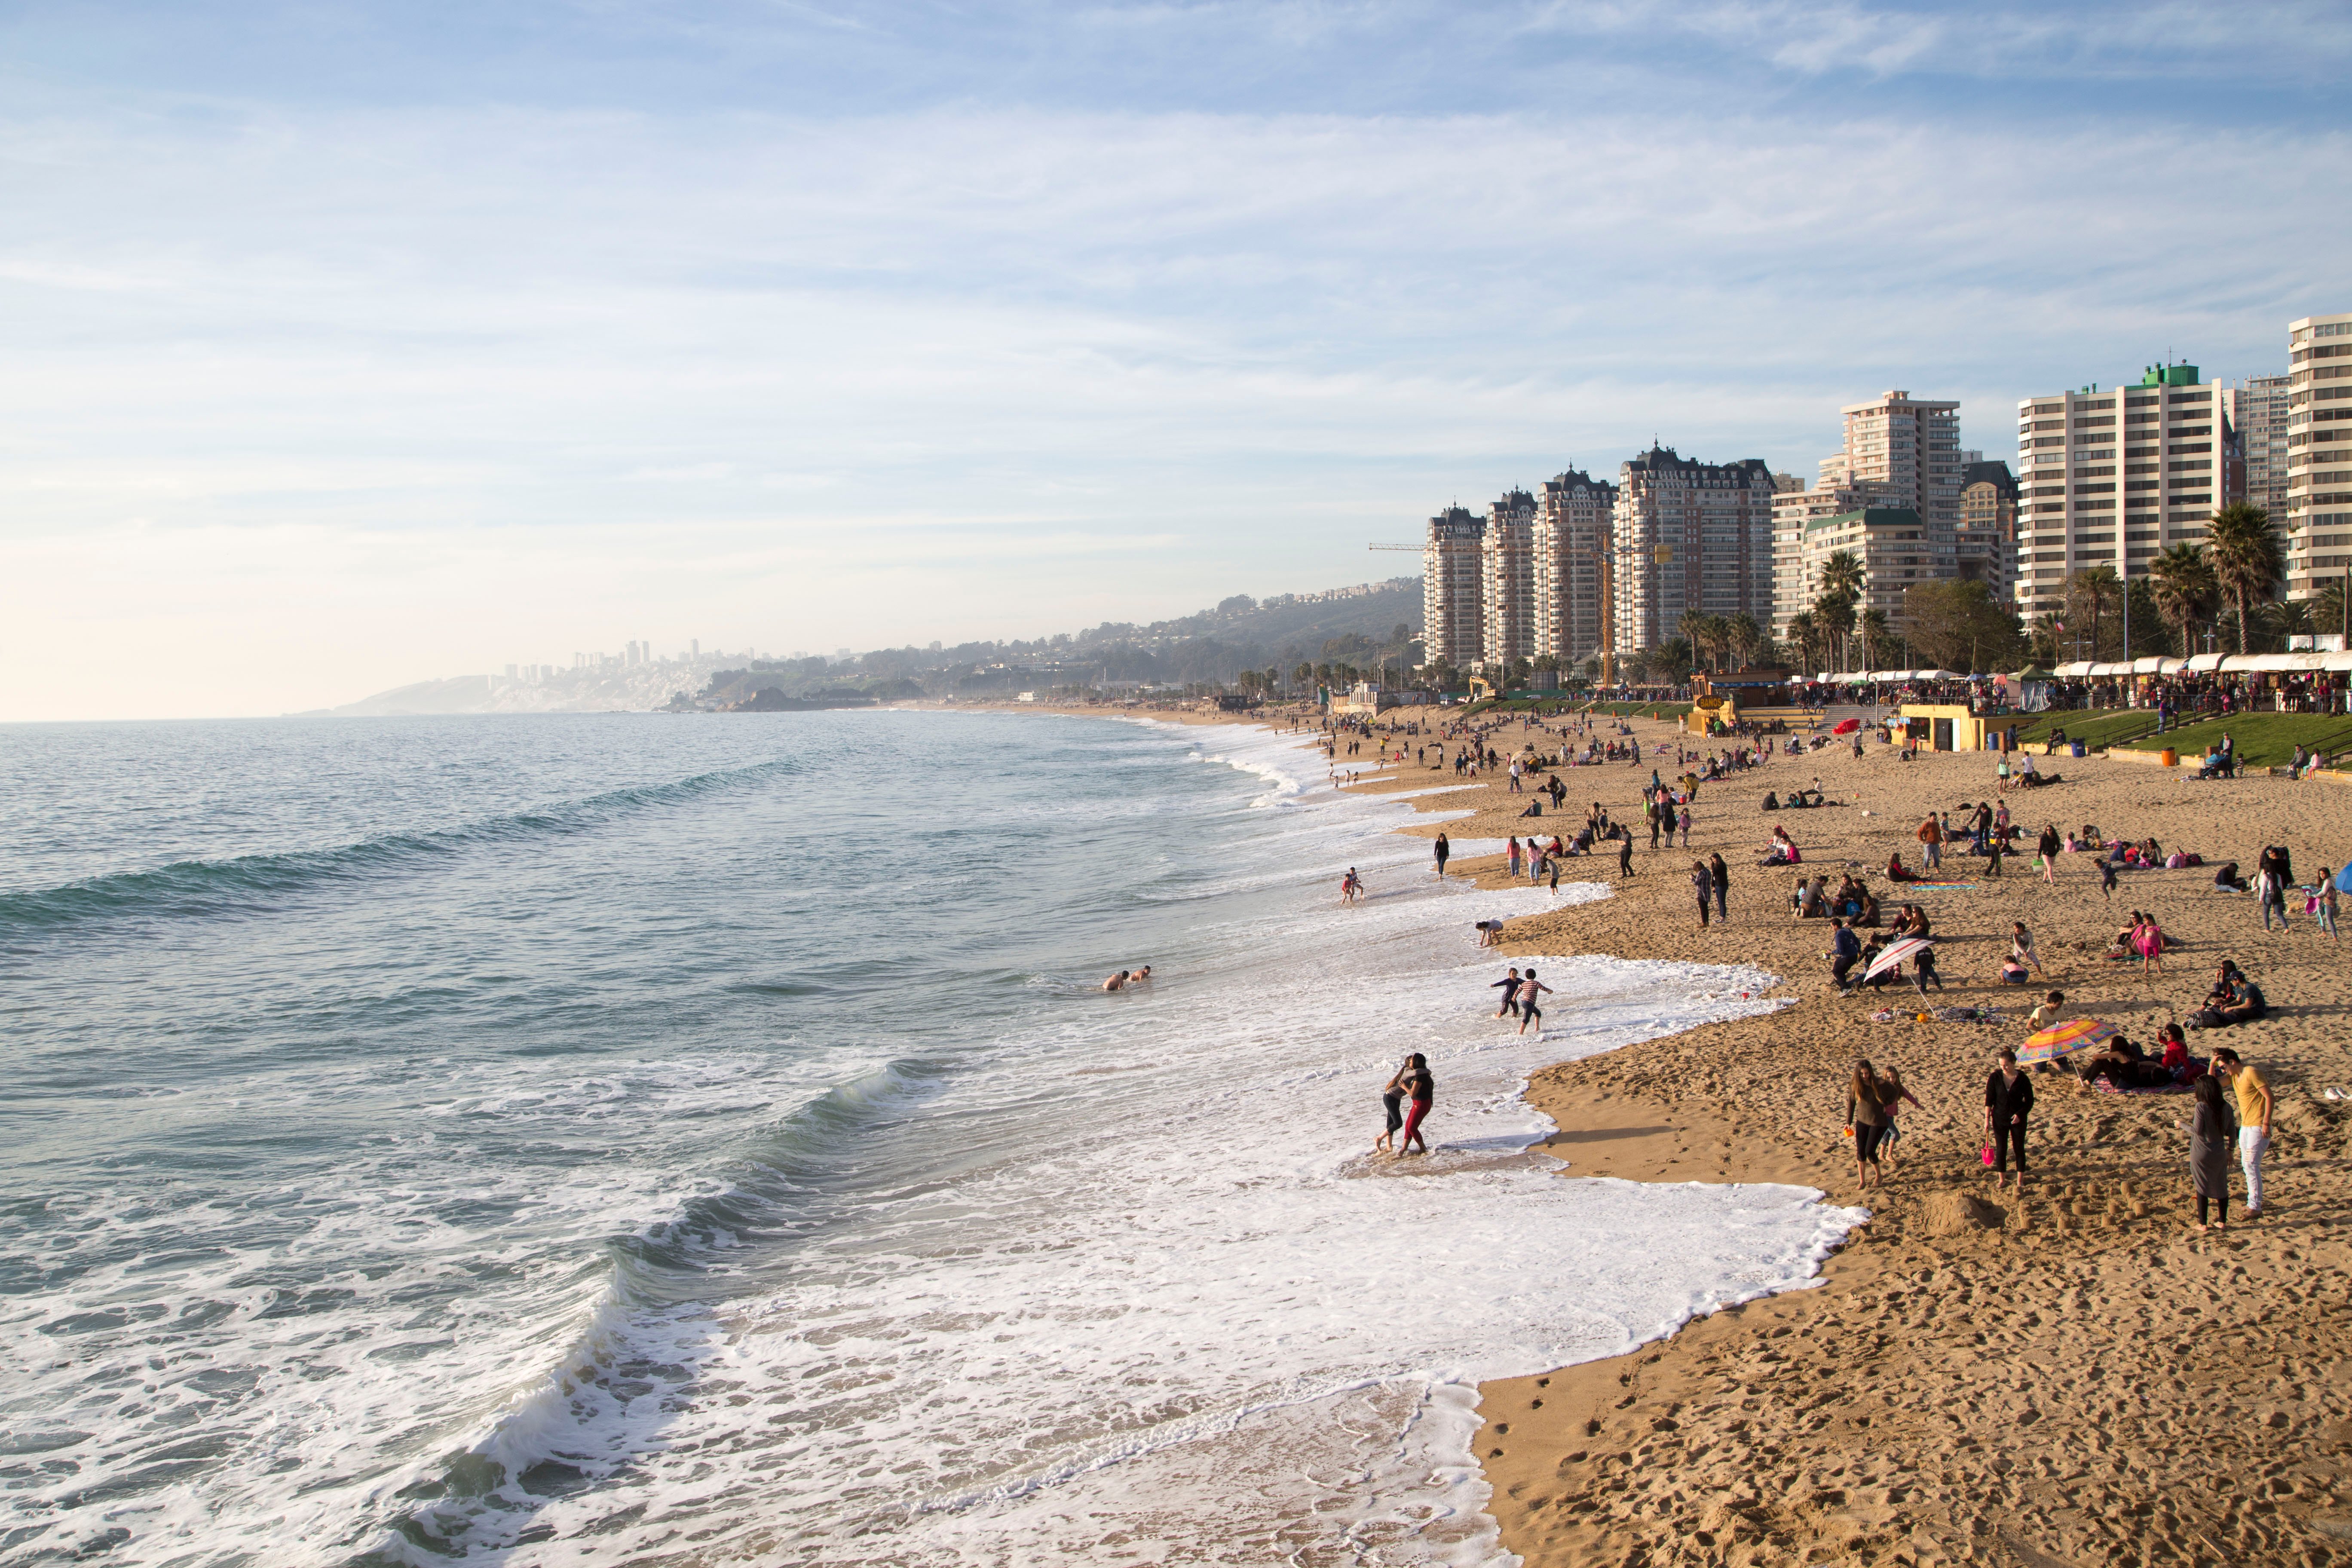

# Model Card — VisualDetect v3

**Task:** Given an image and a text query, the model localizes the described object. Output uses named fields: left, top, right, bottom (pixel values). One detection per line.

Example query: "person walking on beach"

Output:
left=1709, top=853, right=1730, bottom=922
left=1617, top=831, right=1634, bottom=880
left=1396, top=1054, right=1434, bottom=1155
left=1434, top=833, right=1451, bottom=879
left=2190, top=1071, right=2236, bottom=1233
left=2099, top=855, right=2119, bottom=903
left=1876, top=1065, right=1922, bottom=1174
left=2321, top=866, right=2342, bottom=944
left=2212, top=1047, right=2271, bottom=1216
left=1984, top=1047, right=2034, bottom=1191
left=1911, top=943, right=1944, bottom=996
left=1341, top=868, right=1364, bottom=905
left=1847, top=1060, right=1890, bottom=1193
left=1375, top=1060, right=1412, bottom=1153
left=1917, top=812, right=1942, bottom=871
left=1677, top=805, right=1692, bottom=848
left=2134, top=910, right=2166, bottom=980
left=2257, top=859, right=2290, bottom=931
left=1516, top=968, right=1552, bottom=1036
left=1508, top=836, right=1522, bottom=878
left=2037, top=824, right=2062, bottom=885
left=1691, top=860, right=1713, bottom=928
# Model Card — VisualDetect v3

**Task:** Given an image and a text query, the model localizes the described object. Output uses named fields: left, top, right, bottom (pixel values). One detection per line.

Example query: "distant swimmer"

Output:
left=1102, top=970, right=1131, bottom=992
left=1341, top=868, right=1364, bottom=904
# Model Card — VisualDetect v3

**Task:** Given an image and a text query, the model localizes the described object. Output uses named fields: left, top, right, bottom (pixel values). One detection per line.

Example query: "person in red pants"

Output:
left=1396, top=1054, right=1435, bottom=1156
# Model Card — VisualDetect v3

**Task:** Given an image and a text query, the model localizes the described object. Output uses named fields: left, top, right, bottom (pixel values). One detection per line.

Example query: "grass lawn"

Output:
left=2009, top=710, right=2165, bottom=752
left=2116, top=713, right=2352, bottom=770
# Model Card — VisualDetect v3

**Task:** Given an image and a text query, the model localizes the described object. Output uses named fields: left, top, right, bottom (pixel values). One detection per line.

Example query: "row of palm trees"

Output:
left=2146, top=502, right=2287, bottom=659
left=1672, top=609, right=1770, bottom=672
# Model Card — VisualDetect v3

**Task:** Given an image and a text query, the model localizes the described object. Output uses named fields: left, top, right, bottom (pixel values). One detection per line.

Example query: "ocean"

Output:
left=0, top=711, right=1857, bottom=1566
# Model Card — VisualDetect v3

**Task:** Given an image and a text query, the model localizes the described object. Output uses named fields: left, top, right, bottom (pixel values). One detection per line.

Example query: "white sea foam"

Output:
left=354, top=719, right=1854, bottom=1567
left=10, top=714, right=1851, bottom=1568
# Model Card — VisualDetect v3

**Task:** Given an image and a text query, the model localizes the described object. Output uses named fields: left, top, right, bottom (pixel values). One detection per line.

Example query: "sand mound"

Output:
left=1917, top=1189, right=2005, bottom=1236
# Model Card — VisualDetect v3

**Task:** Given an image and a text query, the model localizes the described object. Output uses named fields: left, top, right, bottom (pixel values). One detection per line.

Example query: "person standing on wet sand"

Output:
left=1396, top=1054, right=1435, bottom=1155
left=1618, top=831, right=1635, bottom=879
left=1375, top=1059, right=1411, bottom=1153
left=1690, top=860, right=1713, bottom=928
left=1434, top=833, right=1451, bottom=879
left=1985, top=1047, right=2034, bottom=1190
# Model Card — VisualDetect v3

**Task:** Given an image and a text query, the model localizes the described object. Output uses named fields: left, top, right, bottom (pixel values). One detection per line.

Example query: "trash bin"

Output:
left=2070, top=741, right=2086, bottom=758
left=2159, top=747, right=2177, bottom=768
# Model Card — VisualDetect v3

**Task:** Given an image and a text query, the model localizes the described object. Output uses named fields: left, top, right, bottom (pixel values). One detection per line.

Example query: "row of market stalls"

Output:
left=2045, top=651, right=2352, bottom=715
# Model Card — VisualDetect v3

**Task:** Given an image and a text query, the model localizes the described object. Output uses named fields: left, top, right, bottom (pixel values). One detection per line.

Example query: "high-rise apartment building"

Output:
left=1770, top=477, right=1891, bottom=634
left=1958, top=459, right=2020, bottom=596
left=1531, top=469, right=1617, bottom=670
left=1479, top=489, right=1539, bottom=670
left=1421, top=505, right=1485, bottom=668
left=1822, top=390, right=1963, bottom=536
left=2240, top=374, right=2292, bottom=531
left=2287, top=312, right=2352, bottom=598
left=1783, top=506, right=1934, bottom=655
left=2012, top=364, right=2233, bottom=618
left=1609, top=447, right=1776, bottom=654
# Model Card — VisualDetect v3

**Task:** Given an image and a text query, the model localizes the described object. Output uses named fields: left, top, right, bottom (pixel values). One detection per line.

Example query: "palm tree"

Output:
left=2147, top=543, right=2217, bottom=659
left=1813, top=591, right=1857, bottom=673
left=1698, top=615, right=1733, bottom=672
left=2206, top=502, right=2284, bottom=654
left=1859, top=608, right=1892, bottom=672
left=1785, top=610, right=1821, bottom=676
left=1727, top=612, right=1763, bottom=669
left=1676, top=610, right=1710, bottom=671
left=1819, top=549, right=1865, bottom=603
left=2064, top=566, right=2119, bottom=661
left=2314, top=576, right=2350, bottom=646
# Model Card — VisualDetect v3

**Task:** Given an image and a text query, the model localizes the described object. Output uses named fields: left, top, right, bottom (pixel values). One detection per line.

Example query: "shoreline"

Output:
left=1336, top=704, right=2352, bottom=1566
left=960, top=699, right=2352, bottom=1562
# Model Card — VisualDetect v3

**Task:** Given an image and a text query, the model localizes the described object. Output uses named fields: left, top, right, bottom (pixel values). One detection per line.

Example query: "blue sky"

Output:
left=3, top=1, right=2349, bottom=717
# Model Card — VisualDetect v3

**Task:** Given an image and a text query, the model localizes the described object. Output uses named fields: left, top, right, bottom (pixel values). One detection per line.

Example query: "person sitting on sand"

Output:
left=1998, top=952, right=2031, bottom=985
left=1761, top=825, right=1800, bottom=867
left=1855, top=887, right=1880, bottom=928
left=2026, top=989, right=2065, bottom=1031
left=1886, top=850, right=1918, bottom=883
left=2187, top=962, right=2267, bottom=1030
left=2211, top=860, right=2248, bottom=892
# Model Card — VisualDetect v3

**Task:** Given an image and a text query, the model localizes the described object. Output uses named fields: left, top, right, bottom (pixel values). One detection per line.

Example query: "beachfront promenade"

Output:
left=1330, top=706, right=2349, bottom=1568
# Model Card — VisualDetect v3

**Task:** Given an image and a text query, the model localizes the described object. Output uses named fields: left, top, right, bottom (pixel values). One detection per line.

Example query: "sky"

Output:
left=3, top=0, right=2349, bottom=720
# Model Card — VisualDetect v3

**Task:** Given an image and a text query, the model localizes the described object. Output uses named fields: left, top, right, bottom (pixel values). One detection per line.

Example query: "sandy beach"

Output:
left=1319, top=706, right=2352, bottom=1567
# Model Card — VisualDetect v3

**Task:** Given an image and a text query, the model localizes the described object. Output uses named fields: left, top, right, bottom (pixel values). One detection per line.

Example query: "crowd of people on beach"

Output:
left=1337, top=704, right=2333, bottom=1232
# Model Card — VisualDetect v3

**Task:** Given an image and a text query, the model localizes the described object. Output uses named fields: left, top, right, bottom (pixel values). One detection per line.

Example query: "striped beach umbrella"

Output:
left=2016, top=1017, right=2117, bottom=1066
left=1863, top=935, right=1933, bottom=980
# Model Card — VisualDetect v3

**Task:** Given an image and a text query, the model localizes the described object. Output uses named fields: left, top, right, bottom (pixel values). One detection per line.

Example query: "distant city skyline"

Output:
left=3, top=1, right=2348, bottom=719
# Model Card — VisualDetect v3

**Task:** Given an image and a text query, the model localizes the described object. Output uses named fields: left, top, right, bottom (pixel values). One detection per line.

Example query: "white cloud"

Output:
left=1, top=90, right=2346, bottom=717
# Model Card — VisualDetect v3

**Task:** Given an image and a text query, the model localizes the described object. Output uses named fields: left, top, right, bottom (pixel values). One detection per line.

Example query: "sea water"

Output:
left=0, top=712, right=1857, bottom=1566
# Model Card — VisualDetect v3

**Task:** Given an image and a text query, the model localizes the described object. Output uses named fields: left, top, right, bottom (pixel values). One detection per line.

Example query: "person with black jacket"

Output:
left=1985, top=1048, right=2035, bottom=1190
